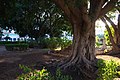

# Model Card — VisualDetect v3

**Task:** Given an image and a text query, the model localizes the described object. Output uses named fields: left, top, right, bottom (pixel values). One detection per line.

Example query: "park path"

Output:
left=96, top=54, right=120, bottom=64
left=0, top=46, right=120, bottom=80
left=0, top=46, right=6, bottom=54
left=0, top=46, right=50, bottom=80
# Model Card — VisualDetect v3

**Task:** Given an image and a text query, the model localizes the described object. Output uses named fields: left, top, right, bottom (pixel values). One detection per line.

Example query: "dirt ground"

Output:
left=0, top=46, right=120, bottom=80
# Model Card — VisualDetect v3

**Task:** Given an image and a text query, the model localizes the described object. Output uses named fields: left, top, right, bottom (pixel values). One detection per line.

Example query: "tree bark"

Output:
left=116, top=14, right=120, bottom=45
left=103, top=14, right=120, bottom=50
left=59, top=19, right=97, bottom=80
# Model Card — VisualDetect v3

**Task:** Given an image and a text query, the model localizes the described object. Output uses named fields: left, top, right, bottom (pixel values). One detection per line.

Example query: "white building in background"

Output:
left=95, top=20, right=105, bottom=35
left=1, top=29, right=20, bottom=41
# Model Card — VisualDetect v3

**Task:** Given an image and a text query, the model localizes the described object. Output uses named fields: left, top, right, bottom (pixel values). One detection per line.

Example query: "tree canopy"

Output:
left=0, top=0, right=71, bottom=39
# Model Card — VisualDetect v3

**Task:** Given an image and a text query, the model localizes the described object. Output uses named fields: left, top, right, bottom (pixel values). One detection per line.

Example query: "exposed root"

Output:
left=55, top=57, right=98, bottom=80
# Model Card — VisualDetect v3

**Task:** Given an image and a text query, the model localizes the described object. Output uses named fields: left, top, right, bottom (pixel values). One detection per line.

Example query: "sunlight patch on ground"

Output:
left=0, top=57, right=21, bottom=63
left=114, top=78, right=120, bottom=80
left=55, top=47, right=61, bottom=51
left=96, top=55, right=120, bottom=64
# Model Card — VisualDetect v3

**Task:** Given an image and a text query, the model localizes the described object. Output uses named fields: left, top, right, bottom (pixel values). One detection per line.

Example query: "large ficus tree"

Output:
left=51, top=0, right=118, bottom=79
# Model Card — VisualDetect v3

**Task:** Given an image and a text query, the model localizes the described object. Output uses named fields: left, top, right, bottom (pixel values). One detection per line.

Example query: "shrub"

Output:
left=97, top=59, right=120, bottom=80
left=54, top=68, right=72, bottom=80
left=59, top=38, right=72, bottom=49
left=37, top=38, right=48, bottom=48
left=18, top=64, right=72, bottom=80
left=28, top=41, right=38, bottom=48
left=45, top=37, right=60, bottom=50
left=5, top=43, right=29, bottom=51
left=37, top=37, right=72, bottom=50
left=0, top=41, right=27, bottom=46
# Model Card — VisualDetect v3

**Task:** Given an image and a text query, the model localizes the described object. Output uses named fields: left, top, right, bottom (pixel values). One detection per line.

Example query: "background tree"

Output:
left=101, top=5, right=120, bottom=51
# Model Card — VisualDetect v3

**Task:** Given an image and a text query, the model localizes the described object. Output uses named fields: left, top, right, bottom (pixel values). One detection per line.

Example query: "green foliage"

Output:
left=59, top=37, right=72, bottom=49
left=5, top=43, right=29, bottom=51
left=5, top=43, right=29, bottom=47
left=0, top=41, right=27, bottom=45
left=0, top=0, right=71, bottom=39
left=104, top=26, right=114, bottom=45
left=54, top=68, right=72, bottom=80
left=97, top=59, right=120, bottom=80
left=19, top=64, right=49, bottom=80
left=18, top=64, right=72, bottom=80
left=45, top=37, right=60, bottom=50
left=19, top=64, right=32, bottom=73
left=95, top=36, right=102, bottom=47
left=96, top=42, right=102, bottom=48
left=28, top=40, right=38, bottom=48
left=37, top=37, right=72, bottom=50
left=37, top=38, right=48, bottom=48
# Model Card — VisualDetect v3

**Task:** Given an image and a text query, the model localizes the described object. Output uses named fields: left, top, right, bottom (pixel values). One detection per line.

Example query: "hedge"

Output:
left=0, top=41, right=27, bottom=46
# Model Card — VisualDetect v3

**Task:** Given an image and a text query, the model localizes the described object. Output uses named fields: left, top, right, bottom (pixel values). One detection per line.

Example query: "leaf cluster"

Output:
left=18, top=64, right=72, bottom=80
left=97, top=59, right=120, bottom=80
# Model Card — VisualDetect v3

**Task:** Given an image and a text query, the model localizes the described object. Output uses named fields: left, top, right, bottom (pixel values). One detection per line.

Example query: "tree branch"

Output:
left=99, top=0, right=118, bottom=18
left=79, top=2, right=90, bottom=24
left=115, top=6, right=120, bottom=12
left=118, top=14, right=120, bottom=32
left=89, top=0, right=104, bottom=21
left=104, top=15, right=117, bottom=31
left=101, top=17, right=119, bottom=50
left=52, top=0, right=90, bottom=26
left=52, top=0, right=71, bottom=19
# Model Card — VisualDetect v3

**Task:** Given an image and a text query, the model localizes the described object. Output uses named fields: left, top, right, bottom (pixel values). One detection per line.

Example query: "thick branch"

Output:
left=89, top=0, right=104, bottom=21
left=79, top=2, right=90, bottom=25
left=99, top=0, right=118, bottom=18
left=101, top=17, right=119, bottom=50
left=115, top=6, right=120, bottom=12
left=52, top=0, right=71, bottom=19
left=104, top=15, right=117, bottom=31
left=52, top=0, right=82, bottom=26
left=118, top=14, right=120, bottom=32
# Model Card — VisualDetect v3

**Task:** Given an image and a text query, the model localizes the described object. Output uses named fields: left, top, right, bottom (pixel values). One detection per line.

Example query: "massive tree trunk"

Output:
left=59, top=19, right=97, bottom=79
left=71, top=22, right=96, bottom=63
